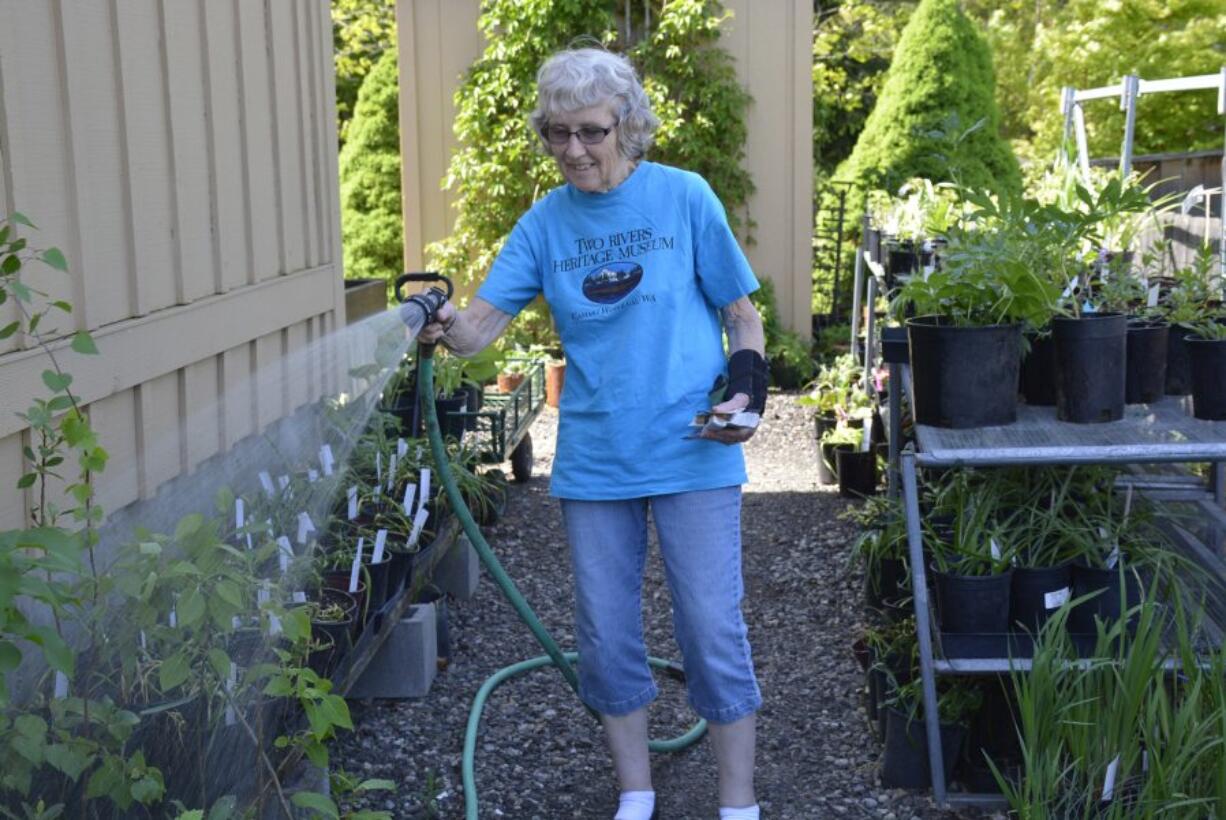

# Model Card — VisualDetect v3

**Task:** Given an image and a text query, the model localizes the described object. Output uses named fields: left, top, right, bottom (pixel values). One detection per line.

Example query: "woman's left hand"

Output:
left=698, top=392, right=758, bottom=445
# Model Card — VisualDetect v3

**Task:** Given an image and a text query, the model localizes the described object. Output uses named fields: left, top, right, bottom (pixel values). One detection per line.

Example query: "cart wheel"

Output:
left=510, top=434, right=534, bottom=483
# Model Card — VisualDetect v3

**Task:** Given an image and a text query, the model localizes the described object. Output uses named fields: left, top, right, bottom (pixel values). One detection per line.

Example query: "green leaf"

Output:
left=41, top=248, right=68, bottom=272
left=44, top=743, right=91, bottom=782
left=41, top=370, right=72, bottom=393
left=1, top=254, right=19, bottom=275
left=158, top=651, right=191, bottom=691
left=355, top=778, right=397, bottom=793
left=17, top=473, right=36, bottom=489
left=52, top=300, right=72, bottom=312
left=14, top=713, right=47, bottom=739
left=69, top=331, right=97, bottom=355
left=177, top=588, right=205, bottom=627
left=9, top=211, right=35, bottom=228
left=207, top=647, right=231, bottom=681
left=0, top=320, right=19, bottom=339
left=0, top=641, right=21, bottom=673
left=290, top=791, right=339, bottom=819
left=130, top=773, right=164, bottom=803
left=214, top=579, right=243, bottom=609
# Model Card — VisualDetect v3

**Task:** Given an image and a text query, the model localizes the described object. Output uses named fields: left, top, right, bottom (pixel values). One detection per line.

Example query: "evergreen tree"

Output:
left=833, top=0, right=1019, bottom=222
left=332, top=0, right=396, bottom=148
left=339, top=44, right=403, bottom=286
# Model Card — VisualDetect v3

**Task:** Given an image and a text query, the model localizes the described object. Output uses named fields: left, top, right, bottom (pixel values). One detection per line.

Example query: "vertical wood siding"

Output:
left=396, top=0, right=813, bottom=338
left=0, top=0, right=344, bottom=525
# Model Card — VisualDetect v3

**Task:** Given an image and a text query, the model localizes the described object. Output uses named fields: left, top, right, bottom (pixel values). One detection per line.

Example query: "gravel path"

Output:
left=333, top=392, right=993, bottom=819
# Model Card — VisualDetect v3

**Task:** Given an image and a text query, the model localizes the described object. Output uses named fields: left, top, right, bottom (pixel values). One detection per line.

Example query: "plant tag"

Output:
left=416, top=445, right=423, bottom=460
left=860, top=417, right=872, bottom=452
left=1123, top=484, right=1134, bottom=518
left=1107, top=545, right=1120, bottom=569
left=376, top=452, right=382, bottom=486
left=409, top=506, right=429, bottom=546
left=1083, top=300, right=1097, bottom=314
left=990, top=538, right=1002, bottom=561
left=320, top=444, right=335, bottom=476
left=1146, top=284, right=1160, bottom=308
left=139, top=630, right=147, bottom=650
left=267, top=611, right=281, bottom=636
left=224, top=664, right=237, bottom=726
left=169, top=604, right=177, bottom=628
left=1045, top=587, right=1071, bottom=609
left=291, top=591, right=307, bottom=604
left=258, top=471, right=275, bottom=497
left=348, top=541, right=364, bottom=593
left=1101, top=755, right=1120, bottom=801
left=308, top=468, right=319, bottom=483
left=402, top=483, right=417, bottom=516
left=296, top=512, right=315, bottom=545
left=276, top=536, right=293, bottom=574
left=1061, top=275, right=1079, bottom=301
left=1142, top=749, right=1149, bottom=773
left=232, top=616, right=242, bottom=629
left=53, top=671, right=68, bottom=699
left=235, top=498, right=245, bottom=530
left=278, top=474, right=290, bottom=490
left=347, top=486, right=358, bottom=520
left=373, top=529, right=388, bottom=563
left=245, top=532, right=253, bottom=551
left=397, top=438, right=408, bottom=458
left=419, top=469, right=432, bottom=515
left=388, top=453, right=398, bottom=492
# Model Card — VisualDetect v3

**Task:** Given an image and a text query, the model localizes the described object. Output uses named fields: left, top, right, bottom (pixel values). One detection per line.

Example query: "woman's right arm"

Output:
left=418, top=296, right=515, bottom=357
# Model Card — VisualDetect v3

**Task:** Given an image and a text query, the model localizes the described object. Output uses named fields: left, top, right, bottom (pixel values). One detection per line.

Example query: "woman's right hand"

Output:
left=418, top=300, right=457, bottom=344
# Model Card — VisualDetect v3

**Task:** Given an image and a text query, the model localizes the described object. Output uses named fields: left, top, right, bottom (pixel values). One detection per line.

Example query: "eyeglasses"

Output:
left=541, top=121, right=617, bottom=146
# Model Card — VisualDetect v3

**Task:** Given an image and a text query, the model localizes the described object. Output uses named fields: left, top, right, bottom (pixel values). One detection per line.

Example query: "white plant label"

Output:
left=349, top=540, right=364, bottom=594
left=1045, top=587, right=1071, bottom=610
left=139, top=630, right=147, bottom=650
left=409, top=506, right=429, bottom=546
left=419, top=469, right=432, bottom=516
left=296, top=512, right=316, bottom=545
left=245, top=532, right=253, bottom=551
left=169, top=604, right=177, bottom=628
left=860, top=417, right=872, bottom=452
left=1123, top=484, right=1134, bottom=518
left=347, top=486, right=358, bottom=520
left=276, top=536, right=293, bottom=574
left=291, top=591, right=307, bottom=604
left=1061, top=275, right=1079, bottom=302
left=224, top=664, right=237, bottom=727
left=402, top=483, right=417, bottom=516
left=278, top=474, right=290, bottom=490
left=235, top=498, right=245, bottom=531
left=258, top=471, right=275, bottom=497
left=373, top=529, right=388, bottom=563
left=397, top=438, right=408, bottom=458
left=388, top=453, right=398, bottom=492
left=1107, top=545, right=1121, bottom=569
left=375, top=452, right=382, bottom=488
left=1147, top=284, right=1160, bottom=308
left=260, top=581, right=280, bottom=636
left=320, top=444, right=335, bottom=476
left=53, top=671, right=69, bottom=699
left=1101, top=755, right=1120, bottom=801
left=990, top=538, right=1002, bottom=561
left=308, top=469, right=319, bottom=483
left=232, top=616, right=242, bottom=630
left=1083, top=300, right=1097, bottom=314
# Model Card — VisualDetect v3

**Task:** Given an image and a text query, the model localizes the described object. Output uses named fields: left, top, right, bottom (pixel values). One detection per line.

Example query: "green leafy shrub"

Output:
left=339, top=44, right=403, bottom=288
left=750, top=279, right=815, bottom=389
left=332, top=0, right=396, bottom=148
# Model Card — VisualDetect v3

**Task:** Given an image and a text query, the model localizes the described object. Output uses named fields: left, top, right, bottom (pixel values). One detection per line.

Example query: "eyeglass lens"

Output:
left=544, top=124, right=613, bottom=145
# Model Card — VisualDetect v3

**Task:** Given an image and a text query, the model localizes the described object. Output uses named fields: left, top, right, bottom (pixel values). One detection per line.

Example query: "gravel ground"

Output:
left=333, top=391, right=995, bottom=820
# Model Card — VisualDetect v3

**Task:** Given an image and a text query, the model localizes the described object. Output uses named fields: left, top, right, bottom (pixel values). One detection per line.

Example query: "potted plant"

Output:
left=1157, top=245, right=1220, bottom=395
left=825, top=420, right=876, bottom=497
left=1183, top=318, right=1226, bottom=420
left=497, top=356, right=531, bottom=393
left=545, top=356, right=566, bottom=408
left=797, top=353, right=863, bottom=485
left=880, top=677, right=981, bottom=789
left=846, top=496, right=910, bottom=617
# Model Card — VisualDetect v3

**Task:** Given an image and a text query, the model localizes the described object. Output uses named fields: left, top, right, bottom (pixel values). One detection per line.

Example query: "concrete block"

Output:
left=346, top=604, right=437, bottom=699
left=434, top=534, right=480, bottom=601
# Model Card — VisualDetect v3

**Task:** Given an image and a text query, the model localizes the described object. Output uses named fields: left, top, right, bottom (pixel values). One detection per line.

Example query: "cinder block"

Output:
left=434, top=535, right=480, bottom=601
left=346, top=604, right=437, bottom=699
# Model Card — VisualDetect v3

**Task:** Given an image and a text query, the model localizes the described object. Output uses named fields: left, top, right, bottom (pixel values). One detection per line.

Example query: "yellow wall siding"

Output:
left=0, top=0, right=343, bottom=525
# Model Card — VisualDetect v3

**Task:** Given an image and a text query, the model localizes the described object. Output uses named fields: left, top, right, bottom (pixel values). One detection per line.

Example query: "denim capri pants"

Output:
left=559, top=485, right=762, bottom=724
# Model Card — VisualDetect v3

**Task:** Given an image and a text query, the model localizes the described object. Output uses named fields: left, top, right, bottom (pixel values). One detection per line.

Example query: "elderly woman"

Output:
left=421, top=47, right=767, bottom=820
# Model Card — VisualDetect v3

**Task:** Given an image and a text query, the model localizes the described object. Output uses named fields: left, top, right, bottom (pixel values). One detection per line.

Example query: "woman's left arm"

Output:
left=700, top=295, right=767, bottom=444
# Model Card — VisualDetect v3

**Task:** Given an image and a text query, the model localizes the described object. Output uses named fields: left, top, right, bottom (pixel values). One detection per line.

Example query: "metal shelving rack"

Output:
left=899, top=400, right=1226, bottom=807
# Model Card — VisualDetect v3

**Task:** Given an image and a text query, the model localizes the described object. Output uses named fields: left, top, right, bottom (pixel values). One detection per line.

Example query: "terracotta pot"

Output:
left=545, top=360, right=566, bottom=408
left=497, top=372, right=525, bottom=393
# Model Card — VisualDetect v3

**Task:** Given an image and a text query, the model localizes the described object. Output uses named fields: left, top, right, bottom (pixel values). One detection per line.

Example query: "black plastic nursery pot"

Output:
left=1009, top=562, right=1073, bottom=632
left=865, top=556, right=908, bottom=613
left=1052, top=313, right=1127, bottom=423
left=880, top=708, right=965, bottom=789
left=933, top=569, right=1013, bottom=634
left=1069, top=563, right=1142, bottom=636
left=1186, top=335, right=1226, bottom=420
left=1019, top=331, right=1056, bottom=406
left=1124, top=320, right=1169, bottom=404
left=362, top=550, right=396, bottom=619
left=834, top=445, right=877, bottom=497
left=435, top=392, right=468, bottom=442
left=1165, top=323, right=1198, bottom=395
left=414, top=584, right=451, bottom=662
left=907, top=317, right=1021, bottom=428
left=387, top=547, right=416, bottom=597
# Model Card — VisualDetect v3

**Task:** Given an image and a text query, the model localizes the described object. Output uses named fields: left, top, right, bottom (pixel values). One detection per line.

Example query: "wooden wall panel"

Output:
left=285, top=319, right=310, bottom=411
left=0, top=433, right=27, bottom=529
left=295, top=0, right=321, bottom=270
left=267, top=0, right=306, bottom=274
left=255, top=330, right=287, bottom=432
left=88, top=388, right=141, bottom=516
left=202, top=0, right=249, bottom=294
left=221, top=342, right=256, bottom=449
left=163, top=0, right=217, bottom=303
left=59, top=1, right=133, bottom=328
left=236, top=0, right=280, bottom=282
left=115, top=0, right=178, bottom=315
left=136, top=373, right=182, bottom=498
left=183, top=357, right=222, bottom=472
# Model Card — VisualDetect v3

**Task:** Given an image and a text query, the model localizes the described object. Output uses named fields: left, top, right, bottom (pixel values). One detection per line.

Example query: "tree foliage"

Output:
left=332, top=0, right=396, bottom=147
left=426, top=0, right=754, bottom=347
left=339, top=44, right=403, bottom=285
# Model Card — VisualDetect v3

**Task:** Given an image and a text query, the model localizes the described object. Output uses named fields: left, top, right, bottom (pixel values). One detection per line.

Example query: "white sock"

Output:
left=614, top=790, right=655, bottom=820
left=719, top=805, right=760, bottom=820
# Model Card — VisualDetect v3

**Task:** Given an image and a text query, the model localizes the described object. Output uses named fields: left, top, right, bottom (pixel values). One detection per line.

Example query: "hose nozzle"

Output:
left=395, top=272, right=454, bottom=329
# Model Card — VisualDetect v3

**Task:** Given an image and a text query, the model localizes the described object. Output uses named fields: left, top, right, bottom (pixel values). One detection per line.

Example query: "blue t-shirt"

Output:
left=477, top=161, right=759, bottom=500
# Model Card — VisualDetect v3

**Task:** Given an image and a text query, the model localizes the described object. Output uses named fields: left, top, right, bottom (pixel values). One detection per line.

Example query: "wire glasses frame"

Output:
left=541, top=120, right=618, bottom=146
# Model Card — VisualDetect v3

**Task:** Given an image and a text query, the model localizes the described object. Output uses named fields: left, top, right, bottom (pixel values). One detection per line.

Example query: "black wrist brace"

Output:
left=727, top=349, right=769, bottom=413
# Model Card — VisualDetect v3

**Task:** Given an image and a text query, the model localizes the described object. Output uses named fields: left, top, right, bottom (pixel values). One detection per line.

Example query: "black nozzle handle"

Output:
left=395, top=272, right=453, bottom=304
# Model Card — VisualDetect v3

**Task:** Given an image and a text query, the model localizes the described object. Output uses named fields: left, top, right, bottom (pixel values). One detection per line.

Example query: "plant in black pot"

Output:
left=880, top=677, right=982, bottom=790
left=1094, top=259, right=1170, bottom=405
left=863, top=615, right=920, bottom=740
left=824, top=417, right=877, bottom=497
left=798, top=353, right=866, bottom=486
left=893, top=188, right=1060, bottom=429
left=1182, top=317, right=1226, bottom=421
left=1157, top=244, right=1220, bottom=396
left=845, top=496, right=910, bottom=618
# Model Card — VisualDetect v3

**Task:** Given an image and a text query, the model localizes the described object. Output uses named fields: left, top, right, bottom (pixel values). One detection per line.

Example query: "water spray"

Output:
left=395, top=273, right=707, bottom=819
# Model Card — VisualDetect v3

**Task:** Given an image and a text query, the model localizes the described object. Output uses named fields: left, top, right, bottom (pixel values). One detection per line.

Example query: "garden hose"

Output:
left=415, top=345, right=708, bottom=820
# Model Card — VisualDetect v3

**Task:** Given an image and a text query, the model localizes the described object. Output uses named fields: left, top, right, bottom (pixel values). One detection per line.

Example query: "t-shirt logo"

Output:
left=581, top=261, right=643, bottom=304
